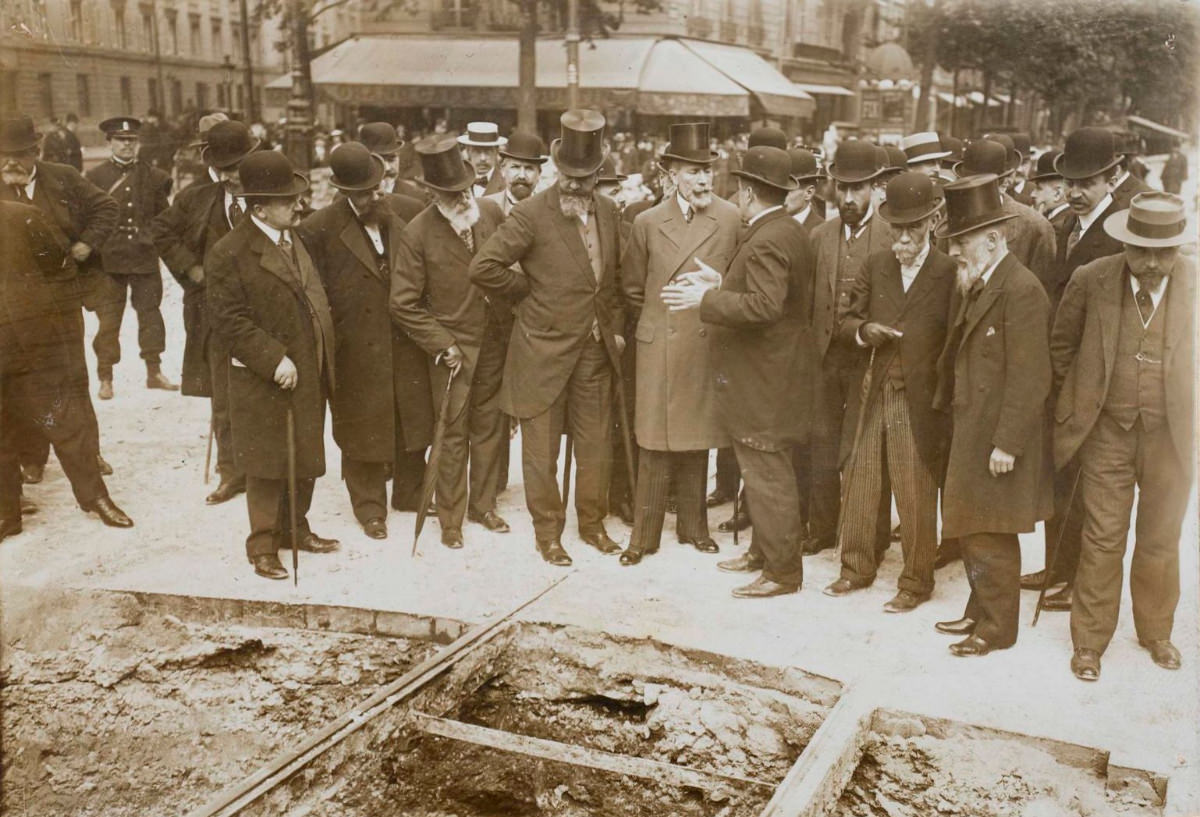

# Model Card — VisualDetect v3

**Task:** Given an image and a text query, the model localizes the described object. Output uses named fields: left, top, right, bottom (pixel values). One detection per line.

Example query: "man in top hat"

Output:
left=824, top=172, right=956, bottom=612
left=151, top=119, right=259, bottom=505
left=459, top=123, right=507, bottom=198
left=1110, top=131, right=1154, bottom=211
left=42, top=113, right=83, bottom=171
left=618, top=122, right=740, bottom=566
left=786, top=148, right=825, bottom=231
left=1030, top=150, right=1071, bottom=230
left=83, top=116, right=177, bottom=399
left=296, top=143, right=433, bottom=541
left=900, top=132, right=952, bottom=181
left=484, top=131, right=548, bottom=217
left=932, top=173, right=1053, bottom=656
left=661, top=144, right=814, bottom=598
left=207, top=150, right=339, bottom=581
left=358, top=121, right=427, bottom=217
left=1052, top=192, right=1194, bottom=681
left=470, top=110, right=627, bottom=566
left=391, top=136, right=510, bottom=547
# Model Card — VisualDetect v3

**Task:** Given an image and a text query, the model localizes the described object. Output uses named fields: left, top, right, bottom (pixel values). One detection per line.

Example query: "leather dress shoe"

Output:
left=1140, top=639, right=1182, bottom=670
left=146, top=371, right=179, bottom=391
left=0, top=517, right=22, bottom=542
left=98, top=379, right=114, bottom=400
left=732, top=575, right=798, bottom=599
left=85, top=496, right=134, bottom=528
left=823, top=576, right=872, bottom=597
left=619, top=548, right=647, bottom=566
left=21, top=464, right=44, bottom=484
left=1041, top=584, right=1073, bottom=611
left=949, top=634, right=995, bottom=657
left=96, top=454, right=113, bottom=476
left=536, top=538, right=572, bottom=566
left=802, top=536, right=834, bottom=556
left=250, top=553, right=288, bottom=580
left=581, top=529, right=622, bottom=554
left=884, top=589, right=930, bottom=613
left=717, top=508, right=751, bottom=533
left=293, top=532, right=340, bottom=553
left=467, top=509, right=510, bottom=533
left=717, top=553, right=764, bottom=573
left=206, top=477, right=246, bottom=505
left=363, top=517, right=388, bottom=539
left=441, top=528, right=464, bottom=549
left=934, top=538, right=961, bottom=568
left=706, top=489, right=734, bottom=508
left=1071, top=647, right=1101, bottom=681
left=935, top=616, right=976, bottom=635
left=1020, top=569, right=1048, bottom=590
left=20, top=494, right=38, bottom=516
left=679, top=535, right=719, bottom=554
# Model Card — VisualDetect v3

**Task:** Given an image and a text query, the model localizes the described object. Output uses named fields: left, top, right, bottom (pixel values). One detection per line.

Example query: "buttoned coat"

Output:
left=84, top=159, right=171, bottom=275
left=699, top=208, right=814, bottom=452
left=622, top=195, right=739, bottom=451
left=810, top=212, right=893, bottom=362
left=935, top=253, right=1054, bottom=537
left=1050, top=253, right=1194, bottom=475
left=296, top=199, right=433, bottom=460
left=469, top=186, right=625, bottom=419
left=1046, top=199, right=1123, bottom=313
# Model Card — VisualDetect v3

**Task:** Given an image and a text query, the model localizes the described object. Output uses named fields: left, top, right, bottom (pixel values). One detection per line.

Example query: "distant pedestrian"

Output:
left=1161, top=144, right=1188, bottom=194
left=41, top=113, right=83, bottom=170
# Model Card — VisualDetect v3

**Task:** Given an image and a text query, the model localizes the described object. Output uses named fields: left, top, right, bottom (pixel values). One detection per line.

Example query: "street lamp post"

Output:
left=284, top=0, right=314, bottom=170
left=565, top=0, right=580, bottom=110
left=238, top=0, right=257, bottom=122
left=220, top=54, right=235, bottom=112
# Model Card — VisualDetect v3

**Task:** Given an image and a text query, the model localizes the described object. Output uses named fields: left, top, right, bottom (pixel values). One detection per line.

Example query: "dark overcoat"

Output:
left=1111, top=172, right=1153, bottom=212
left=84, top=159, right=172, bottom=276
left=1001, top=193, right=1056, bottom=294
left=810, top=212, right=893, bottom=363
left=1046, top=199, right=1123, bottom=313
left=935, top=253, right=1054, bottom=538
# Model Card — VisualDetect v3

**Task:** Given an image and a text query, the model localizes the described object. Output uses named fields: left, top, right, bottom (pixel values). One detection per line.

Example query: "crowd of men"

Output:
left=0, top=106, right=1193, bottom=683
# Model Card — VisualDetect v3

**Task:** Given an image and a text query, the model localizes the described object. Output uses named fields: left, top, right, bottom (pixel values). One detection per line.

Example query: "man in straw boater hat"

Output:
left=617, top=122, right=740, bottom=566
left=1051, top=192, right=1195, bottom=682
left=459, top=122, right=508, bottom=198
left=83, top=116, right=177, bottom=400
left=484, top=130, right=549, bottom=217
left=661, top=142, right=813, bottom=598
left=470, top=110, right=627, bottom=567
left=357, top=121, right=426, bottom=219
left=151, top=119, right=259, bottom=506
left=899, top=131, right=952, bottom=182
left=823, top=171, right=956, bottom=613
left=391, top=135, right=511, bottom=548
left=207, top=150, right=339, bottom=581
left=931, top=173, right=1053, bottom=657
left=295, top=142, right=432, bottom=542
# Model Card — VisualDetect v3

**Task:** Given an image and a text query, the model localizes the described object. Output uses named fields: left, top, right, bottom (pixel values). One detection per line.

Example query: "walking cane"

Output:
left=286, top=403, right=299, bottom=587
left=203, top=417, right=214, bottom=485
left=732, top=476, right=741, bottom=548
left=834, top=347, right=877, bottom=558
left=1033, top=466, right=1081, bottom=626
left=413, top=369, right=458, bottom=558
left=561, top=431, right=574, bottom=505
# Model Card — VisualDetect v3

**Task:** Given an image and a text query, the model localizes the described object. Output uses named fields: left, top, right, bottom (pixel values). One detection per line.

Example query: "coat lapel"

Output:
left=547, top=188, right=598, bottom=290
left=665, top=199, right=719, bottom=280
left=897, top=249, right=944, bottom=319
left=1097, top=262, right=1123, bottom=377
left=878, top=254, right=906, bottom=315
left=253, top=228, right=305, bottom=298
left=962, top=254, right=1012, bottom=341
left=337, top=202, right=382, bottom=281
left=596, top=195, right=616, bottom=284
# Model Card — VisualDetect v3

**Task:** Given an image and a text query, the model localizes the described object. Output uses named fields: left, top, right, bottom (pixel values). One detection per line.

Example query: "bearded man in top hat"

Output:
left=296, top=142, right=433, bottom=541
left=470, top=110, right=627, bottom=567
left=786, top=147, right=825, bottom=231
left=391, top=136, right=510, bottom=547
left=932, top=173, right=1053, bottom=657
left=358, top=121, right=427, bottom=217
left=899, top=132, right=952, bottom=181
left=150, top=119, right=259, bottom=505
left=1052, top=192, right=1195, bottom=682
left=207, top=151, right=339, bottom=581
left=459, top=123, right=507, bottom=198
left=484, top=132, right=548, bottom=217
left=1030, top=150, right=1070, bottom=230
left=618, top=122, right=740, bottom=566
left=83, top=116, right=177, bottom=399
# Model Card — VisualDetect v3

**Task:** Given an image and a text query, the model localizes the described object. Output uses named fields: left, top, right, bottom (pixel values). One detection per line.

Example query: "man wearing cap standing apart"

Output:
left=151, top=120, right=258, bottom=506
left=391, top=136, right=510, bottom=548
left=932, top=173, right=1053, bottom=656
left=470, top=110, right=626, bottom=566
left=358, top=122, right=426, bottom=220
left=296, top=142, right=433, bottom=541
left=661, top=144, right=813, bottom=598
left=460, top=123, right=507, bottom=199
left=1052, top=192, right=1194, bottom=682
left=207, top=151, right=339, bottom=581
left=84, top=116, right=177, bottom=399
left=618, top=122, right=740, bottom=566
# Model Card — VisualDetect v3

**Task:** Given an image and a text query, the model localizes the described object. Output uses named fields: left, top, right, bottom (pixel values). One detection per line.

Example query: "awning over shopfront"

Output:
left=1126, top=114, right=1190, bottom=140
left=793, top=82, right=855, bottom=97
left=679, top=39, right=814, bottom=118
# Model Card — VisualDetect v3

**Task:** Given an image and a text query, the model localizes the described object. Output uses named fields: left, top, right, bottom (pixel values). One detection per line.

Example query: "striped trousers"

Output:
left=628, top=448, right=709, bottom=553
left=839, top=379, right=939, bottom=595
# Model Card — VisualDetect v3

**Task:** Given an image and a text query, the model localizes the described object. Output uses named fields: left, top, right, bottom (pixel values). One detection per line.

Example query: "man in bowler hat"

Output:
left=484, top=131, right=548, bottom=216
left=358, top=122, right=427, bottom=217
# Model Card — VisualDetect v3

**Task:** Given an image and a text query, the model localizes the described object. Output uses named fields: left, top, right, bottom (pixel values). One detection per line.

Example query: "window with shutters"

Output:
left=164, top=8, right=178, bottom=54
left=69, top=0, right=84, bottom=40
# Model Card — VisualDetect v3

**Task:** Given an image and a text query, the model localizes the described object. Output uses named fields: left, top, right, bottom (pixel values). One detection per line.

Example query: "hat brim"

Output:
left=731, top=168, right=799, bottom=191
left=458, top=135, right=507, bottom=148
left=551, top=138, right=607, bottom=177
left=234, top=172, right=310, bottom=198
left=828, top=164, right=887, bottom=184
left=1052, top=153, right=1121, bottom=181
left=953, top=161, right=1013, bottom=179
left=1028, top=171, right=1063, bottom=182
left=879, top=197, right=943, bottom=225
left=933, top=211, right=1016, bottom=240
left=499, top=151, right=549, bottom=164
left=660, top=150, right=720, bottom=166
left=792, top=173, right=824, bottom=184
left=330, top=154, right=387, bottom=192
left=1102, top=209, right=1196, bottom=248
left=599, top=174, right=628, bottom=183
left=907, top=150, right=952, bottom=164
left=0, top=134, right=42, bottom=153
left=417, top=158, right=477, bottom=193
left=202, top=137, right=262, bottom=169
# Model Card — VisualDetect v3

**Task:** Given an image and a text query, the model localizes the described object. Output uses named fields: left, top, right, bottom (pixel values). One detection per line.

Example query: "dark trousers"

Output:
left=1042, top=458, right=1084, bottom=583
left=961, top=532, right=1021, bottom=648
left=245, top=475, right=315, bottom=558
left=733, top=439, right=804, bottom=587
left=808, top=354, right=857, bottom=547
left=343, top=453, right=422, bottom=523
left=520, top=338, right=612, bottom=541
left=715, top=447, right=739, bottom=495
left=608, top=331, right=638, bottom=513
left=82, top=271, right=166, bottom=373
left=1072, top=414, right=1190, bottom=654
left=628, top=448, right=709, bottom=553
left=1, top=369, right=107, bottom=517
left=208, top=336, right=241, bottom=483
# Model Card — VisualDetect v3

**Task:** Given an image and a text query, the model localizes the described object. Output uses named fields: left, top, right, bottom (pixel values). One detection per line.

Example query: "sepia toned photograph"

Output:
left=0, top=0, right=1196, bottom=814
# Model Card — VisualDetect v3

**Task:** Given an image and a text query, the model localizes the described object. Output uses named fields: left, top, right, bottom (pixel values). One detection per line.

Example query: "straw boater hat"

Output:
left=457, top=122, right=507, bottom=148
left=328, top=142, right=385, bottom=192
left=415, top=134, right=476, bottom=192
left=234, top=150, right=309, bottom=198
left=1103, top=192, right=1196, bottom=248
left=879, top=171, right=943, bottom=225
left=900, top=131, right=952, bottom=164
left=934, top=173, right=1016, bottom=239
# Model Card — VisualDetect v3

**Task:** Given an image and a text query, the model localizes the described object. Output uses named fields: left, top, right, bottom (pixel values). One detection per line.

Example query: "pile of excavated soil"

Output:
left=1, top=589, right=433, bottom=817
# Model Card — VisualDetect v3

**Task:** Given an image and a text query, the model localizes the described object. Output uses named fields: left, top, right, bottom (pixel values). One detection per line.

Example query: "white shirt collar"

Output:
left=347, top=197, right=385, bottom=250
left=899, top=242, right=931, bottom=291
left=676, top=193, right=693, bottom=220
left=21, top=166, right=38, bottom=198
left=843, top=203, right=874, bottom=240
left=792, top=204, right=811, bottom=225
left=979, top=249, right=1008, bottom=286
left=1077, top=194, right=1113, bottom=235
left=1047, top=202, right=1070, bottom=220
left=208, top=166, right=221, bottom=183
left=250, top=214, right=285, bottom=246
left=748, top=204, right=783, bottom=227
left=1130, top=271, right=1168, bottom=308
left=1114, top=170, right=1130, bottom=189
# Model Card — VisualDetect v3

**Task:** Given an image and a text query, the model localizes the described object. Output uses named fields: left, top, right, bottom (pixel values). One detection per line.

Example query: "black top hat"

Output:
left=829, top=140, right=886, bottom=184
left=661, top=122, right=718, bottom=164
left=551, top=109, right=607, bottom=177
left=499, top=131, right=549, bottom=164
left=357, top=122, right=402, bottom=156
left=598, top=155, right=627, bottom=184
left=201, top=120, right=260, bottom=169
left=748, top=127, right=788, bottom=150
left=983, top=134, right=1021, bottom=172
left=1029, top=150, right=1062, bottom=182
left=100, top=117, right=142, bottom=138
left=0, top=116, right=42, bottom=153
left=934, top=173, right=1016, bottom=239
left=235, top=150, right=309, bottom=198
left=1054, top=128, right=1120, bottom=180
left=788, top=148, right=822, bottom=183
left=733, top=146, right=798, bottom=191
left=416, top=134, right=476, bottom=192
left=329, top=142, right=385, bottom=192
left=880, top=171, right=944, bottom=225
left=953, top=139, right=1012, bottom=179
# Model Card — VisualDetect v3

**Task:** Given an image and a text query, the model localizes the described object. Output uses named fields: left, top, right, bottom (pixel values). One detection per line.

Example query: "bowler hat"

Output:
left=235, top=150, right=309, bottom=198
left=201, top=120, right=260, bottom=169
left=1054, top=128, right=1120, bottom=180
left=953, top=139, right=1012, bottom=179
left=416, top=134, right=476, bottom=192
left=598, top=155, right=627, bottom=184
left=551, top=109, right=607, bottom=177
left=328, top=142, right=385, bottom=192
left=940, top=134, right=964, bottom=163
left=983, top=134, right=1021, bottom=172
left=787, top=148, right=823, bottom=183
left=934, top=173, right=1016, bottom=239
left=661, top=122, right=718, bottom=164
left=499, top=131, right=548, bottom=164
left=100, top=117, right=141, bottom=139
left=1103, top=191, right=1195, bottom=248
left=883, top=145, right=907, bottom=172
left=732, top=146, right=798, bottom=191
left=457, top=122, right=507, bottom=148
left=358, top=122, right=403, bottom=156
left=1029, top=150, right=1062, bottom=182
left=0, top=116, right=42, bottom=153
left=879, top=171, right=943, bottom=225
left=747, top=127, right=788, bottom=150
left=828, top=140, right=886, bottom=184
left=901, top=131, right=951, bottom=164
left=1011, top=132, right=1032, bottom=160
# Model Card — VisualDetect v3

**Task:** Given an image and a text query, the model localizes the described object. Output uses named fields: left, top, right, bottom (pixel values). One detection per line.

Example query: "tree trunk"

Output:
left=950, top=68, right=959, bottom=136
left=977, top=69, right=992, bottom=133
left=912, top=0, right=939, bottom=132
left=517, top=0, right=537, bottom=133
left=285, top=0, right=314, bottom=171
left=1006, top=80, right=1018, bottom=126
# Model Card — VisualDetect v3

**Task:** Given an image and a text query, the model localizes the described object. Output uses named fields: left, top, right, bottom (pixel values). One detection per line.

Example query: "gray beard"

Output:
left=1, top=168, right=31, bottom=186
left=956, top=263, right=982, bottom=294
left=436, top=196, right=480, bottom=234
left=683, top=189, right=713, bottom=211
left=559, top=193, right=591, bottom=219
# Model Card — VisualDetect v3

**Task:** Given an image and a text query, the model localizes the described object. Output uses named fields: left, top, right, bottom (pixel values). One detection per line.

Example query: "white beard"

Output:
left=436, top=195, right=480, bottom=234
left=559, top=193, right=591, bottom=219
left=684, top=189, right=713, bottom=211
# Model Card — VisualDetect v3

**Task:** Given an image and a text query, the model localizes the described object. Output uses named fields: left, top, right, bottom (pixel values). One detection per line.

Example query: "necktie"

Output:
left=683, top=207, right=693, bottom=224
left=228, top=199, right=244, bottom=227
left=1066, top=219, right=1082, bottom=256
left=12, top=184, right=30, bottom=203
left=458, top=228, right=475, bottom=253
left=278, top=233, right=294, bottom=264
left=1135, top=282, right=1156, bottom=324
